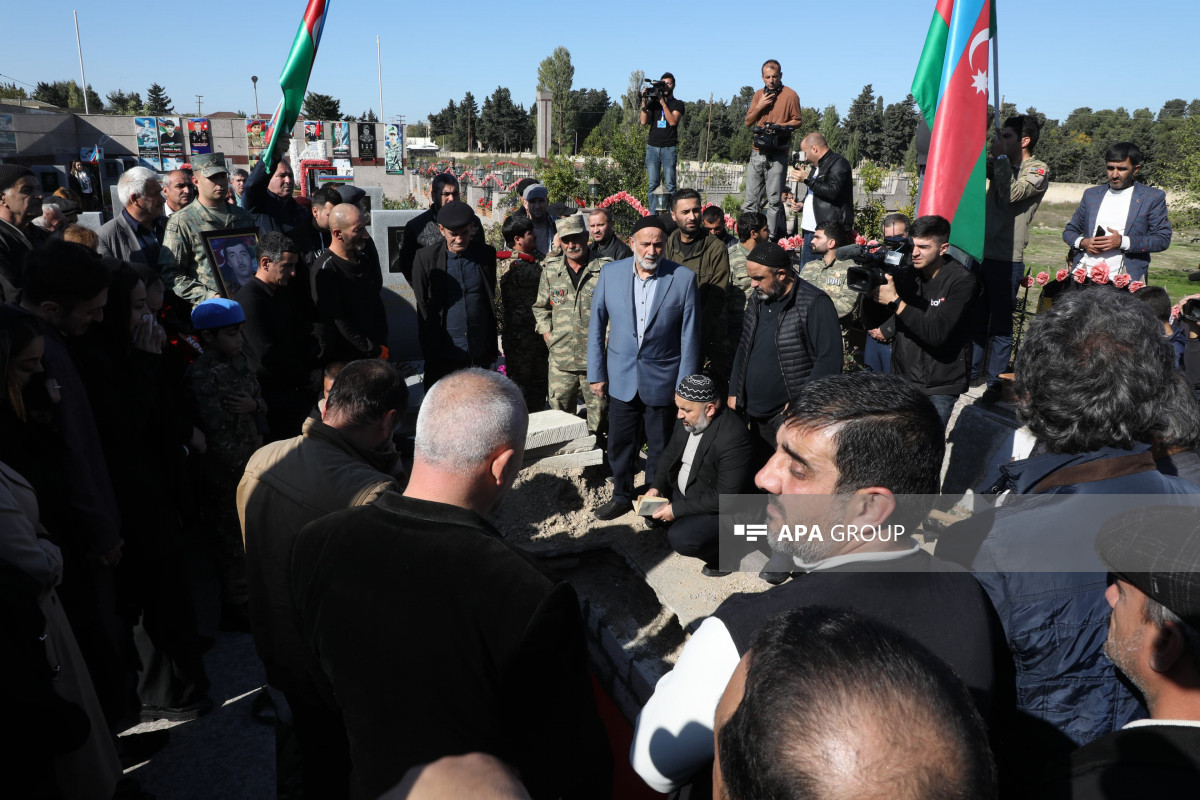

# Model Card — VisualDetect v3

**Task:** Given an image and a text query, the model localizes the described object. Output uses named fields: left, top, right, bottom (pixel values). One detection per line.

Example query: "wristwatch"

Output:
left=887, top=299, right=901, bottom=311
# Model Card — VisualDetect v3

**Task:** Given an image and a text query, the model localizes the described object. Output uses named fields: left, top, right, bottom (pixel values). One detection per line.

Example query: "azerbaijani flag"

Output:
left=262, top=0, right=331, bottom=166
left=912, top=0, right=994, bottom=261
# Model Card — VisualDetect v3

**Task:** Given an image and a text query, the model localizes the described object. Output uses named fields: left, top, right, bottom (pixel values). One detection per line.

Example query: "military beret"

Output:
left=1097, top=505, right=1200, bottom=631
left=631, top=215, right=665, bottom=234
left=191, top=297, right=245, bottom=331
left=437, top=200, right=474, bottom=229
left=522, top=183, right=548, bottom=201
left=556, top=214, right=586, bottom=239
left=747, top=242, right=790, bottom=269
left=0, top=164, right=34, bottom=193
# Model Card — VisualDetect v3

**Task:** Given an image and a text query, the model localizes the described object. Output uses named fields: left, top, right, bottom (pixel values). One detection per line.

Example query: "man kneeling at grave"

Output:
left=641, top=375, right=754, bottom=576
left=630, top=372, right=1007, bottom=796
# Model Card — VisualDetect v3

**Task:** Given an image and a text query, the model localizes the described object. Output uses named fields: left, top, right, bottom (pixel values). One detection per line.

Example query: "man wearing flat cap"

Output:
left=728, top=241, right=842, bottom=469
left=521, top=183, right=558, bottom=256
left=588, top=215, right=700, bottom=520
left=160, top=152, right=258, bottom=304
left=1039, top=504, right=1200, bottom=796
left=412, top=199, right=499, bottom=389
left=0, top=164, right=48, bottom=302
left=643, top=375, right=753, bottom=576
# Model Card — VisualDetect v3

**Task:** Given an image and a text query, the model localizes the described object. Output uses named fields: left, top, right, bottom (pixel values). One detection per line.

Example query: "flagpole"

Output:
left=377, top=36, right=385, bottom=121
left=73, top=10, right=89, bottom=114
left=991, top=0, right=1001, bottom=135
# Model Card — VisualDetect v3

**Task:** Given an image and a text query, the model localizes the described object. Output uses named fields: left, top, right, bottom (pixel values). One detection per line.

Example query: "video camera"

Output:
left=751, top=123, right=795, bottom=152
left=642, top=78, right=670, bottom=109
left=1181, top=298, right=1200, bottom=325
left=842, top=236, right=915, bottom=293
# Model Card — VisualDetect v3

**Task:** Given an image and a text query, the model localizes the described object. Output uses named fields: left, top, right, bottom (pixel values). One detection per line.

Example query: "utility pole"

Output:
left=705, top=92, right=713, bottom=165
left=196, top=95, right=203, bottom=116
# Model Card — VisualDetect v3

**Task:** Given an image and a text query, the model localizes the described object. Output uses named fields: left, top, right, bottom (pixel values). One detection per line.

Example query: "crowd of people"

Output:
left=0, top=96, right=1199, bottom=800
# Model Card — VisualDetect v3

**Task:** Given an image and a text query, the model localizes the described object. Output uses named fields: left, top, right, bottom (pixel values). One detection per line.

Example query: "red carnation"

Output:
left=1089, top=261, right=1110, bottom=284
left=1128, top=281, right=1146, bottom=293
left=1035, top=272, right=1050, bottom=286
left=1112, top=273, right=1131, bottom=289
left=855, top=234, right=867, bottom=246
left=1072, top=267, right=1087, bottom=284
left=1021, top=275, right=1035, bottom=288
left=1056, top=269, right=1069, bottom=282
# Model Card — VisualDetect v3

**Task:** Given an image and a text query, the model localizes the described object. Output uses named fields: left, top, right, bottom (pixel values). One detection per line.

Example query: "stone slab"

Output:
left=524, top=410, right=588, bottom=450
left=524, top=435, right=597, bottom=462
left=523, top=449, right=604, bottom=471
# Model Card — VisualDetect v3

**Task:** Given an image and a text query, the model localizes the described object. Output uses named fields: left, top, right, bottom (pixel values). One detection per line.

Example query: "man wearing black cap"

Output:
left=588, top=215, right=700, bottom=520
left=1041, top=505, right=1200, bottom=796
left=412, top=200, right=498, bottom=388
left=643, top=375, right=753, bottom=576
left=0, top=165, right=47, bottom=302
left=728, top=241, right=842, bottom=468
left=396, top=173, right=460, bottom=281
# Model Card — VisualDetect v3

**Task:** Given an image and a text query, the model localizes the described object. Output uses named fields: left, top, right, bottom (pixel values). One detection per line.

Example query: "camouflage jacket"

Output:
left=496, top=248, right=544, bottom=339
left=802, top=257, right=859, bottom=320
left=187, top=348, right=266, bottom=470
left=532, top=253, right=612, bottom=371
left=160, top=201, right=258, bottom=304
left=985, top=155, right=1049, bottom=262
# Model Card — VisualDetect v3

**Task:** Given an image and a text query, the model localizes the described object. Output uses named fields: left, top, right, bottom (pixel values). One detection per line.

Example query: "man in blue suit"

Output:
left=588, top=216, right=701, bottom=520
left=1063, top=141, right=1171, bottom=283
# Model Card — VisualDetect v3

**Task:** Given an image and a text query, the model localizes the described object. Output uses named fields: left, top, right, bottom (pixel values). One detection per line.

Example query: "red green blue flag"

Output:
left=912, top=0, right=995, bottom=261
left=262, top=0, right=331, bottom=166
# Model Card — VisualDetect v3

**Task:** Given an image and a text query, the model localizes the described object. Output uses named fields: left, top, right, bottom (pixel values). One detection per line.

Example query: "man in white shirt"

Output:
left=629, top=372, right=1005, bottom=794
left=1048, top=505, right=1200, bottom=795
left=1063, top=141, right=1172, bottom=283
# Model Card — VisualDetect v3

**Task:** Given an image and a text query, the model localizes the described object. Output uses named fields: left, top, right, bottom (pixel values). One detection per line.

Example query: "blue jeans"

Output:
left=798, top=230, right=815, bottom=267
left=971, top=259, right=1024, bottom=388
left=646, top=145, right=677, bottom=214
left=864, top=336, right=892, bottom=373
left=742, top=149, right=788, bottom=239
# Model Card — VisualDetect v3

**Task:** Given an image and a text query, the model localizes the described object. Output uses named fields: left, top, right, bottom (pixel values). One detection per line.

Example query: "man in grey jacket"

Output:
left=97, top=167, right=166, bottom=267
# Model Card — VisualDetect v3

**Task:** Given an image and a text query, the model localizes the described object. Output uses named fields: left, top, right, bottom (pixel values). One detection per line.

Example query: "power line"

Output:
left=0, top=72, right=39, bottom=89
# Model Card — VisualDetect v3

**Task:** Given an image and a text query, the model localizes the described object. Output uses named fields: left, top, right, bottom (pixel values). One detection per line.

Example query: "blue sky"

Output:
left=4, top=0, right=1196, bottom=125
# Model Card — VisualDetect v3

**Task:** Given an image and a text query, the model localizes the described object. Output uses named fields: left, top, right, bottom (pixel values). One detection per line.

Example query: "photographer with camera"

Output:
left=641, top=73, right=685, bottom=215
left=742, top=60, right=802, bottom=241
left=871, top=215, right=977, bottom=428
left=790, top=132, right=854, bottom=266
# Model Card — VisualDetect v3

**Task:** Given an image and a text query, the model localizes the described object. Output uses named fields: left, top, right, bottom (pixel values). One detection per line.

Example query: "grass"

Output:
left=1024, top=203, right=1200, bottom=305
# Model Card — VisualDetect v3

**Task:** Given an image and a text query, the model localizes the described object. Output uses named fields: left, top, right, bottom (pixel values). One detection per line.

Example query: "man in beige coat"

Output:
left=237, top=358, right=409, bottom=799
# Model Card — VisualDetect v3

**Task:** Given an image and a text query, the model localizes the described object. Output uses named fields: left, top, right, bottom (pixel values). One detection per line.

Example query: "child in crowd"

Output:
left=187, top=298, right=266, bottom=631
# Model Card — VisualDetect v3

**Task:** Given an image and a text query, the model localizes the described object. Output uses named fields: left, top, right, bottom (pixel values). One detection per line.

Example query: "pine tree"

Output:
left=145, top=83, right=174, bottom=115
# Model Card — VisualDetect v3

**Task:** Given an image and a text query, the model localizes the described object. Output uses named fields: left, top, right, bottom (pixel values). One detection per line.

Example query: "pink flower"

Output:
left=1072, top=267, right=1087, bottom=284
left=1129, top=281, right=1146, bottom=293
left=1035, top=272, right=1050, bottom=286
left=1021, top=275, right=1035, bottom=288
left=1089, top=261, right=1110, bottom=284
left=1112, top=273, right=1131, bottom=289
left=855, top=233, right=867, bottom=246
left=1056, top=269, right=1069, bottom=283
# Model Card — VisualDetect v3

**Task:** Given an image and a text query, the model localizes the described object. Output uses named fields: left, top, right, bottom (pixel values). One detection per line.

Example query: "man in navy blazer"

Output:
left=1063, top=141, right=1171, bottom=283
left=588, top=216, right=701, bottom=520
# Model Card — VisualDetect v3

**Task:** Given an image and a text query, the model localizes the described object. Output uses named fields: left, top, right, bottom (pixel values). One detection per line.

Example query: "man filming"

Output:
left=641, top=73, right=684, bottom=215
left=871, top=215, right=977, bottom=427
left=742, top=60, right=802, bottom=241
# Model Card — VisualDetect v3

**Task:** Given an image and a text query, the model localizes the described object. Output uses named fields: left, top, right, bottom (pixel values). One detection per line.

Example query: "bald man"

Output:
left=791, top=132, right=854, bottom=264
left=313, top=203, right=388, bottom=362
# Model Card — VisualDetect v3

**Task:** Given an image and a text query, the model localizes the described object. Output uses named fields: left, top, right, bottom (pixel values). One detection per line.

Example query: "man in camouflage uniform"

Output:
left=497, top=214, right=548, bottom=410
left=160, top=152, right=258, bottom=304
left=976, top=114, right=1049, bottom=402
left=533, top=215, right=612, bottom=434
left=802, top=219, right=862, bottom=366
left=726, top=211, right=770, bottom=345
left=187, top=298, right=266, bottom=630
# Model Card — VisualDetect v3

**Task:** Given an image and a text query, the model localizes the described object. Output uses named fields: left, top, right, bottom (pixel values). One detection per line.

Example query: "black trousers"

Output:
left=285, top=690, right=352, bottom=800
left=665, top=486, right=719, bottom=568
left=608, top=393, right=674, bottom=504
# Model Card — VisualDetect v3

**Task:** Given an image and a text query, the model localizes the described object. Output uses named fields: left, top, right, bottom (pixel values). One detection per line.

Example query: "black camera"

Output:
left=1181, top=298, right=1200, bottom=324
left=752, top=123, right=794, bottom=151
left=642, top=78, right=669, bottom=109
left=763, top=86, right=780, bottom=99
left=843, top=237, right=915, bottom=293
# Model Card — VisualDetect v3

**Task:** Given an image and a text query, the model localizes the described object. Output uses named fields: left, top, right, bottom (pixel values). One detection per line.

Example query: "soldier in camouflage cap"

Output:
left=160, top=152, right=258, bottom=304
left=497, top=214, right=548, bottom=410
left=533, top=214, right=612, bottom=433
left=802, top=219, right=863, bottom=367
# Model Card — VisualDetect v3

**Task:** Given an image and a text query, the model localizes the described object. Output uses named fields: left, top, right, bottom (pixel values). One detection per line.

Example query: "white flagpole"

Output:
left=74, top=10, right=90, bottom=114
left=377, top=36, right=385, bottom=121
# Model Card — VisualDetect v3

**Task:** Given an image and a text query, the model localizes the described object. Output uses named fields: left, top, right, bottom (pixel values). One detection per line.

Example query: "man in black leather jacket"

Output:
left=793, top=132, right=854, bottom=265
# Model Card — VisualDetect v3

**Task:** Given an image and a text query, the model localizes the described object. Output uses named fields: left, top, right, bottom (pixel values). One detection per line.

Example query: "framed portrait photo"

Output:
left=201, top=228, right=259, bottom=298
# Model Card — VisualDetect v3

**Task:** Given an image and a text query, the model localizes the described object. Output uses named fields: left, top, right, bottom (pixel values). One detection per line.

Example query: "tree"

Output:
left=407, top=121, right=429, bottom=137
left=1159, top=99, right=1187, bottom=121
left=1188, top=99, right=1200, bottom=118
left=457, top=91, right=479, bottom=152
left=537, top=46, right=575, bottom=153
left=106, top=90, right=144, bottom=115
left=145, top=83, right=173, bottom=115
left=303, top=91, right=342, bottom=121
left=844, top=85, right=884, bottom=165
left=430, top=99, right=462, bottom=150
left=1164, top=115, right=1200, bottom=233
left=819, top=104, right=842, bottom=153
left=478, top=87, right=530, bottom=153
left=621, top=70, right=645, bottom=127
left=348, top=109, right=379, bottom=122
left=880, top=94, right=919, bottom=167
left=0, top=82, right=27, bottom=100
left=34, top=80, right=102, bottom=111
left=572, top=89, right=612, bottom=153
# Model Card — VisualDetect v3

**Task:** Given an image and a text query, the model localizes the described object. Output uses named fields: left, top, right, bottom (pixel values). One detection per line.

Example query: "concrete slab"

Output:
left=524, top=449, right=604, bottom=471
left=525, top=410, right=589, bottom=450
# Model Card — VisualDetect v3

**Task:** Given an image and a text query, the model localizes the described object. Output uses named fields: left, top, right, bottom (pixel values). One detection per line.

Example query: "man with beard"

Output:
left=665, top=188, right=730, bottom=380
left=313, top=204, right=387, bottom=363
left=727, top=242, right=841, bottom=470
left=631, top=372, right=1006, bottom=796
left=395, top=174, right=460, bottom=282
left=642, top=375, right=753, bottom=576
left=587, top=207, right=632, bottom=262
